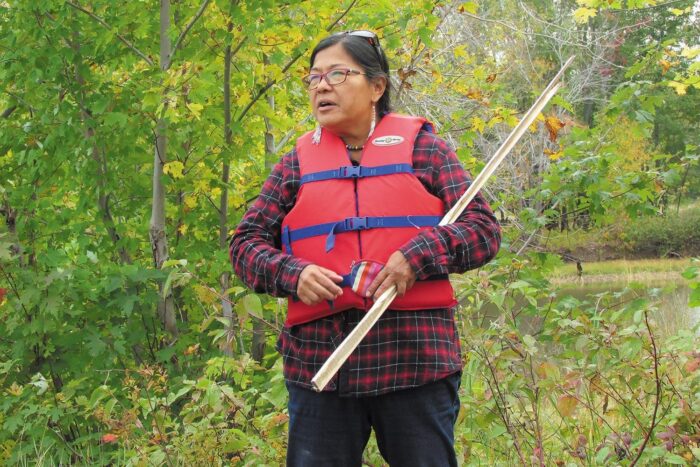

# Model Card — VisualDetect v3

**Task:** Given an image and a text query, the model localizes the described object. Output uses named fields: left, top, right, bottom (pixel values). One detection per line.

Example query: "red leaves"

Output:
left=0, top=287, right=6, bottom=302
left=101, top=433, right=119, bottom=444
left=683, top=351, right=700, bottom=373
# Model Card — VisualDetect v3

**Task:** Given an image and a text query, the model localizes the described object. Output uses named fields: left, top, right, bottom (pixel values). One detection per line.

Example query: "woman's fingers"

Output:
left=367, top=251, right=417, bottom=301
left=365, top=268, right=389, bottom=298
left=297, top=265, right=343, bottom=305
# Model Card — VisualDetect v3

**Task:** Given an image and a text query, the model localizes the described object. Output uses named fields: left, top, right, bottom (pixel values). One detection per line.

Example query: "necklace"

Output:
left=345, top=143, right=364, bottom=151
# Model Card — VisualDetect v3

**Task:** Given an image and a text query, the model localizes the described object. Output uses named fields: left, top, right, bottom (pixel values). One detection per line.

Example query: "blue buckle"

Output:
left=344, top=217, right=368, bottom=230
left=340, top=166, right=361, bottom=178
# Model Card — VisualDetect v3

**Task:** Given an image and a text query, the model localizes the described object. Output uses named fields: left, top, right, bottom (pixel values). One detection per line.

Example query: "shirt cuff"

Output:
left=279, top=256, right=313, bottom=297
left=399, top=233, right=450, bottom=280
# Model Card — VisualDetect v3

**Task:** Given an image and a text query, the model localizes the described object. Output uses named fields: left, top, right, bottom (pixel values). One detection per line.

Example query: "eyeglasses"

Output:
left=302, top=68, right=365, bottom=90
left=343, top=30, right=383, bottom=63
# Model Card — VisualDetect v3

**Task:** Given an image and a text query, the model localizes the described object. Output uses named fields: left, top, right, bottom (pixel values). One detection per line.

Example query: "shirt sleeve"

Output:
left=229, top=150, right=312, bottom=297
left=398, top=131, right=501, bottom=280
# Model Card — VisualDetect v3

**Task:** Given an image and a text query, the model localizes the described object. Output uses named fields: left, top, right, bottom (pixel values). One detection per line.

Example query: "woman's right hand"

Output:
left=297, top=265, right=344, bottom=305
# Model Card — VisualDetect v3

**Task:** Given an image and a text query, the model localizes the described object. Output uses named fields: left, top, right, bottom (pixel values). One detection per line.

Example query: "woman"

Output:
left=230, top=30, right=501, bottom=466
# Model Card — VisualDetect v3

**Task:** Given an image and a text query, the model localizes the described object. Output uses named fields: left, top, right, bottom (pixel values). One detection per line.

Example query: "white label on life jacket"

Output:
left=372, top=135, right=404, bottom=146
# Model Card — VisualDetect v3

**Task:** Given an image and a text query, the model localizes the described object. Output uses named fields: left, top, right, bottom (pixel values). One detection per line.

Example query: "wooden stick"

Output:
left=311, top=56, right=576, bottom=392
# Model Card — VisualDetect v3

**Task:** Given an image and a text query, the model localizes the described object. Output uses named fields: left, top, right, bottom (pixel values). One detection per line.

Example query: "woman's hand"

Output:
left=297, top=265, right=344, bottom=306
left=366, top=251, right=416, bottom=301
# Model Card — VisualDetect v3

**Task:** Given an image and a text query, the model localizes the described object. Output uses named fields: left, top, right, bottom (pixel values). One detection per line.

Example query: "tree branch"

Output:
left=1, top=106, right=17, bottom=119
left=66, top=1, right=154, bottom=66
left=236, top=0, right=360, bottom=122
left=630, top=312, right=662, bottom=466
left=168, top=0, right=212, bottom=68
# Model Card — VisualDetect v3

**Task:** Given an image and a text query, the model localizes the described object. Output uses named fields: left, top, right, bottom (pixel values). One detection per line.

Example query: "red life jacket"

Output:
left=281, top=113, right=457, bottom=326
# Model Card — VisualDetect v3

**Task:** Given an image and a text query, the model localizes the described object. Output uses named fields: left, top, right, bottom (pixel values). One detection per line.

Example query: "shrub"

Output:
left=624, top=206, right=700, bottom=257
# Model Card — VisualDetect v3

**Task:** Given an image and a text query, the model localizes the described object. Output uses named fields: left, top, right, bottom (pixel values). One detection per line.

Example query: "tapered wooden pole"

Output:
left=311, top=56, right=576, bottom=392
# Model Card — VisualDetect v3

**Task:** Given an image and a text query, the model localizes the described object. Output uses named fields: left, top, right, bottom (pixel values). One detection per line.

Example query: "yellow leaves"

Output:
left=659, top=59, right=671, bottom=75
left=8, top=382, right=22, bottom=396
left=668, top=81, right=688, bottom=96
left=186, top=103, right=204, bottom=120
left=573, top=7, right=597, bottom=23
left=183, top=343, right=200, bottom=356
left=183, top=194, right=197, bottom=210
left=545, top=148, right=563, bottom=161
left=194, top=284, right=217, bottom=306
left=557, top=394, right=579, bottom=417
left=286, top=28, right=303, bottom=44
left=545, top=115, right=566, bottom=142
left=669, top=6, right=692, bottom=16
left=465, top=88, right=483, bottom=100
left=232, top=135, right=245, bottom=147
left=681, top=46, right=700, bottom=60
left=194, top=177, right=210, bottom=193
left=453, top=45, right=469, bottom=60
left=457, top=1, right=478, bottom=14
left=487, top=114, right=503, bottom=128
left=470, top=116, right=485, bottom=133
left=163, top=161, right=185, bottom=179
left=503, top=111, right=519, bottom=128
left=529, top=113, right=545, bottom=132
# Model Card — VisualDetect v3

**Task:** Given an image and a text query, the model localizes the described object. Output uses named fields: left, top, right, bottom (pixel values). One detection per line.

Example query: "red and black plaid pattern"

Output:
left=230, top=129, right=501, bottom=396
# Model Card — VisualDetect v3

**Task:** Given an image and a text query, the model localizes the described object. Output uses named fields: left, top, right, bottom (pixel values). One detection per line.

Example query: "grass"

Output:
left=548, top=257, right=693, bottom=285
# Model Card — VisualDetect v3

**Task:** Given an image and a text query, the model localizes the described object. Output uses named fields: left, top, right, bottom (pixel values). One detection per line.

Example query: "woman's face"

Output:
left=308, top=43, right=385, bottom=141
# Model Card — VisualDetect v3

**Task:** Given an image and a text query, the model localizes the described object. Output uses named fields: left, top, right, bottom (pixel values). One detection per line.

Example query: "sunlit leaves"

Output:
left=668, top=81, right=688, bottom=95
left=163, top=161, right=185, bottom=179
left=573, top=7, right=597, bottom=23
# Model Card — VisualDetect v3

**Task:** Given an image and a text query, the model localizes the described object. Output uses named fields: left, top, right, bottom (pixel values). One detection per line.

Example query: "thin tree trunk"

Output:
left=220, top=31, right=235, bottom=356
left=151, top=0, right=177, bottom=336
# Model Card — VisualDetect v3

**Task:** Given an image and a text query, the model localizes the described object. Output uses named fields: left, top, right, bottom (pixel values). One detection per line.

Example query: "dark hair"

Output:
left=309, top=33, right=391, bottom=115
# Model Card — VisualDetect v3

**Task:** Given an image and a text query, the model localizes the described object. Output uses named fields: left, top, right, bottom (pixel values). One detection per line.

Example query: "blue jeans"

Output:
left=286, top=373, right=461, bottom=466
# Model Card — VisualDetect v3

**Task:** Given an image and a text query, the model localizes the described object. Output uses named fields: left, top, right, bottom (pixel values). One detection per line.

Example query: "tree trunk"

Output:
left=220, top=34, right=235, bottom=356
left=150, top=0, right=177, bottom=337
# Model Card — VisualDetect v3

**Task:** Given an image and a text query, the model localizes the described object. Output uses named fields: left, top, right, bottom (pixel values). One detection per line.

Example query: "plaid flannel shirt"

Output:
left=230, top=128, right=501, bottom=396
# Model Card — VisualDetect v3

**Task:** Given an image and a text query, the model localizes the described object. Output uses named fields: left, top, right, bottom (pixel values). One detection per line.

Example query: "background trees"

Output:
left=1, top=0, right=698, bottom=464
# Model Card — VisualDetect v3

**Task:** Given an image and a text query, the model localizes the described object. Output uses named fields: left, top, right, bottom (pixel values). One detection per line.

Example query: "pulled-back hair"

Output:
left=309, top=33, right=391, bottom=115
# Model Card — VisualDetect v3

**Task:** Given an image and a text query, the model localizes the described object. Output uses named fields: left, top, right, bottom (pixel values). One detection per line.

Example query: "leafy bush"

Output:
left=452, top=253, right=700, bottom=465
left=624, top=206, right=700, bottom=257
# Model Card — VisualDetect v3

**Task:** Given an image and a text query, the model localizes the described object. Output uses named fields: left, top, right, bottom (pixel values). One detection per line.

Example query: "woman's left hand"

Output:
left=365, top=250, right=417, bottom=301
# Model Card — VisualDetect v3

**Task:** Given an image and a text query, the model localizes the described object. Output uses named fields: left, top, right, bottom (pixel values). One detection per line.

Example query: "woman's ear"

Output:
left=371, top=76, right=387, bottom=103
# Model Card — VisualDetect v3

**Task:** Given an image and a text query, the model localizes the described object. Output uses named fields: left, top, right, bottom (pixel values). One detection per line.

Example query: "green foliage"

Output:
left=1, top=0, right=699, bottom=463
left=682, top=260, right=700, bottom=307
left=624, top=206, right=700, bottom=257
left=0, top=356, right=288, bottom=465
left=453, top=252, right=700, bottom=465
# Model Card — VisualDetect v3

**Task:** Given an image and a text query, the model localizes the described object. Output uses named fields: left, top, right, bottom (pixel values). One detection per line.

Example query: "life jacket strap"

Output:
left=284, top=215, right=441, bottom=252
left=300, top=163, right=414, bottom=186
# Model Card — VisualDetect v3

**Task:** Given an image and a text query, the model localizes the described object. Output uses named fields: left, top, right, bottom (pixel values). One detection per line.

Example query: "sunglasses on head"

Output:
left=339, top=30, right=383, bottom=62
